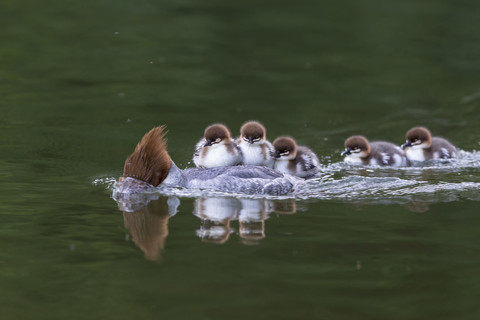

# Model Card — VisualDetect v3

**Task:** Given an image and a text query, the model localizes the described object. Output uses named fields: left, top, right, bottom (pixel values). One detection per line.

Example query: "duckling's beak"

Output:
left=248, top=137, right=254, bottom=144
left=274, top=150, right=281, bottom=158
left=341, top=148, right=351, bottom=156
left=204, top=139, right=213, bottom=147
left=401, top=141, right=412, bottom=149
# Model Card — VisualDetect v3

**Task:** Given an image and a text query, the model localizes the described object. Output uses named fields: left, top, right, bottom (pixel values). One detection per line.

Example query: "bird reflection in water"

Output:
left=116, top=192, right=297, bottom=260
left=194, top=197, right=297, bottom=244
left=194, top=198, right=239, bottom=244
left=121, top=196, right=180, bottom=261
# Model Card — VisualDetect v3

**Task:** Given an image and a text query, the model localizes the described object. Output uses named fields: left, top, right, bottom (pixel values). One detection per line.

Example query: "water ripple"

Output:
left=96, top=150, right=480, bottom=207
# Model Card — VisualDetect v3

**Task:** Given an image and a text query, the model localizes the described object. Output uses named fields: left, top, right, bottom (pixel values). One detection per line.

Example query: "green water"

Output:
left=2, top=0, right=480, bottom=319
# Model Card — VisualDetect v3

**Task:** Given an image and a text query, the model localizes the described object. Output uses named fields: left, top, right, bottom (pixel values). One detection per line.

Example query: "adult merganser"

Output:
left=119, top=126, right=301, bottom=196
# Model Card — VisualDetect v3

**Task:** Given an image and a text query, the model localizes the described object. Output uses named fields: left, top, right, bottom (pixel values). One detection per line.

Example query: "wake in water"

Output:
left=93, top=150, right=480, bottom=209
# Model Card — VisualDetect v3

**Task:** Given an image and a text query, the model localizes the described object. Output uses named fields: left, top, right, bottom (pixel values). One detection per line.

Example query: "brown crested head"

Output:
left=240, top=121, right=266, bottom=143
left=405, top=127, right=432, bottom=146
left=123, top=126, right=172, bottom=187
left=273, top=136, right=297, bottom=158
left=344, top=135, right=371, bottom=155
left=204, top=123, right=231, bottom=142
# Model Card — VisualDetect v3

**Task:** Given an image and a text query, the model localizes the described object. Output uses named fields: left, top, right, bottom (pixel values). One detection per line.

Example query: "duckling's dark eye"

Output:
left=280, top=150, right=290, bottom=156
left=253, top=136, right=261, bottom=141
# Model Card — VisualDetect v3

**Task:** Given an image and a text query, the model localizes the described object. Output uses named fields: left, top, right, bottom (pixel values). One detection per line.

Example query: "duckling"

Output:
left=273, top=136, right=320, bottom=178
left=341, top=135, right=406, bottom=166
left=193, top=123, right=242, bottom=168
left=401, top=127, right=458, bottom=161
left=236, top=121, right=275, bottom=168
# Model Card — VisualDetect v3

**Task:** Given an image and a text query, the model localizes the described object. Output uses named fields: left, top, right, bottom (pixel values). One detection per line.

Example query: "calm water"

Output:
left=2, top=0, right=480, bottom=319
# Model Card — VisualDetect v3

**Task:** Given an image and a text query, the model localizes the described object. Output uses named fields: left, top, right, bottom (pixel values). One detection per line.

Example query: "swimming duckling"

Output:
left=273, top=136, right=320, bottom=178
left=401, top=127, right=458, bottom=161
left=341, top=135, right=406, bottom=166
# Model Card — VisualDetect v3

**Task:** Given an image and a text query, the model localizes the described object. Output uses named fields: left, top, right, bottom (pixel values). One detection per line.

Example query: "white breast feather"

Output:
left=405, top=148, right=425, bottom=161
left=194, top=144, right=241, bottom=168
left=344, top=155, right=363, bottom=164
left=239, top=142, right=272, bottom=167
left=274, top=160, right=293, bottom=175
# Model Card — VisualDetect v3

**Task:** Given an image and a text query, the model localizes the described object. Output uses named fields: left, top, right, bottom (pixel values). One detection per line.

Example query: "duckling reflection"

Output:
left=194, top=197, right=240, bottom=244
left=122, top=196, right=180, bottom=261
left=272, top=200, right=297, bottom=215
left=238, top=199, right=272, bottom=244
left=193, top=197, right=298, bottom=244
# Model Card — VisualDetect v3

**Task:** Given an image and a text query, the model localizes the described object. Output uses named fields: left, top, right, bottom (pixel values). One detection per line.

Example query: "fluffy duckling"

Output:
left=193, top=124, right=242, bottom=168
left=236, top=121, right=275, bottom=168
left=273, top=136, right=320, bottom=178
left=401, top=127, right=458, bottom=161
left=341, top=135, right=406, bottom=166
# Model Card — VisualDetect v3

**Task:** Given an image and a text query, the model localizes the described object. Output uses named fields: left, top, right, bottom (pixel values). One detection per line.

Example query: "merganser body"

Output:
left=119, top=126, right=302, bottom=196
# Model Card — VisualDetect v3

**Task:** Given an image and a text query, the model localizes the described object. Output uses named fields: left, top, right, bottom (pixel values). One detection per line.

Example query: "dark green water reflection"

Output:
left=1, top=0, right=480, bottom=319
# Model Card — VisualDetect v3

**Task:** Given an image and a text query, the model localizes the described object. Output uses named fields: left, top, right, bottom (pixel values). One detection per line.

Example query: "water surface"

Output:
left=1, top=0, right=480, bottom=319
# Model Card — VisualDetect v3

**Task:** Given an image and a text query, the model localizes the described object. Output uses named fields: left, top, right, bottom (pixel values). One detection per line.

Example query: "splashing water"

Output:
left=95, top=150, right=480, bottom=208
